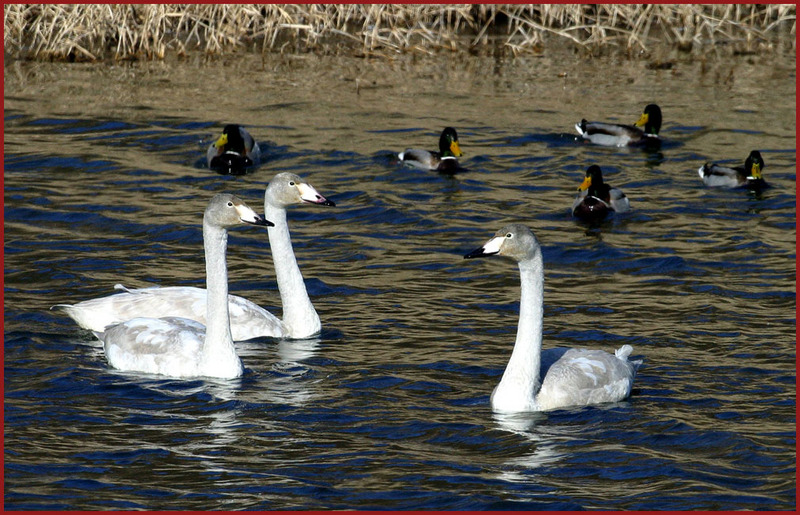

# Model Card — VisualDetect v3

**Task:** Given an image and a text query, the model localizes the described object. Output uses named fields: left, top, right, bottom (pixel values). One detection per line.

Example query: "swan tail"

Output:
left=615, top=344, right=633, bottom=360
left=615, top=344, right=643, bottom=373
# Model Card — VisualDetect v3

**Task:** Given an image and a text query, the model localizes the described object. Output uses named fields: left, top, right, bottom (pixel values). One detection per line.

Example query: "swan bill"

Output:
left=464, top=235, right=503, bottom=259
left=233, top=204, right=274, bottom=227
left=298, top=182, right=336, bottom=207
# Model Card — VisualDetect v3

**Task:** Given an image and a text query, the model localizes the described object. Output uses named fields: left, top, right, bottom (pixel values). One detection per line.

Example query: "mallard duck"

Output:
left=698, top=150, right=767, bottom=190
left=575, top=104, right=662, bottom=147
left=398, top=126, right=463, bottom=173
left=207, top=124, right=261, bottom=175
left=572, top=165, right=631, bottom=222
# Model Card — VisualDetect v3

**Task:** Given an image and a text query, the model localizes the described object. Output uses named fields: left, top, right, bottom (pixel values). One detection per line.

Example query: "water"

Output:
left=4, top=49, right=796, bottom=510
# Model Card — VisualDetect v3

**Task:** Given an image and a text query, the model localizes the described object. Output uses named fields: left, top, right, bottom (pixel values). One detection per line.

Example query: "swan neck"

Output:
left=265, top=201, right=320, bottom=336
left=497, top=256, right=545, bottom=405
left=202, top=223, right=233, bottom=352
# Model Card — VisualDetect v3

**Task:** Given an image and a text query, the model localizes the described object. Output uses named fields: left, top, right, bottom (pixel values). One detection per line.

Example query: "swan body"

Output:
left=93, top=194, right=272, bottom=378
left=698, top=150, right=767, bottom=190
left=464, top=223, right=641, bottom=413
left=575, top=104, right=662, bottom=147
left=207, top=124, right=261, bottom=175
left=572, top=165, right=630, bottom=222
left=399, top=127, right=463, bottom=173
left=53, top=172, right=334, bottom=341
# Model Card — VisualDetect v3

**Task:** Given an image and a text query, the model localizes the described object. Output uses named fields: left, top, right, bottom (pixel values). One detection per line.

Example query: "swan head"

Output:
left=464, top=223, right=540, bottom=263
left=265, top=172, right=335, bottom=209
left=206, top=193, right=273, bottom=228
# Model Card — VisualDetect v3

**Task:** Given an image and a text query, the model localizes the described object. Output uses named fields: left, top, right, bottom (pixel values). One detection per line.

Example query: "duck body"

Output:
left=399, top=127, right=462, bottom=173
left=465, top=223, right=640, bottom=413
left=698, top=150, right=767, bottom=190
left=575, top=104, right=662, bottom=147
left=93, top=194, right=272, bottom=379
left=571, top=165, right=630, bottom=223
left=207, top=124, right=261, bottom=175
left=54, top=173, right=334, bottom=341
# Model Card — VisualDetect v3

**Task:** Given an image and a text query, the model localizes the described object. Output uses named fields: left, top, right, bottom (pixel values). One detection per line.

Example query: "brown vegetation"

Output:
left=3, top=4, right=796, bottom=62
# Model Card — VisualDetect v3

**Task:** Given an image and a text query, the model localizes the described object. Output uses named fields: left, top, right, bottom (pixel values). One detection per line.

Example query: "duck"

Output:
left=572, top=165, right=631, bottom=222
left=464, top=223, right=641, bottom=413
left=207, top=124, right=261, bottom=175
left=698, top=150, right=767, bottom=190
left=575, top=104, right=662, bottom=147
left=93, top=194, right=272, bottom=378
left=398, top=126, right=463, bottom=173
left=53, top=173, right=335, bottom=341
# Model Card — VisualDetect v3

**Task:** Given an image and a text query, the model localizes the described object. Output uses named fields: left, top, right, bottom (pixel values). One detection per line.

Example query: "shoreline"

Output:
left=4, top=4, right=796, bottom=62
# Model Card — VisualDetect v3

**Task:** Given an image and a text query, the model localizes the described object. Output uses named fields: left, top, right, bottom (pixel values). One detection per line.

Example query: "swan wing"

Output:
left=98, top=317, right=205, bottom=377
left=54, top=285, right=286, bottom=340
left=225, top=294, right=286, bottom=340
left=537, top=347, right=638, bottom=410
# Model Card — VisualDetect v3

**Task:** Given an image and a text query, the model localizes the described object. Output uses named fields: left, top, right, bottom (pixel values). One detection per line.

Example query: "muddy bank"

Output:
left=4, top=4, right=796, bottom=62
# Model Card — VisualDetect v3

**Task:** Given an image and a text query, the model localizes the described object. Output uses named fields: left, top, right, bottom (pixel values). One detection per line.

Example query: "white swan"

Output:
left=464, top=223, right=641, bottom=413
left=52, top=172, right=334, bottom=340
left=94, top=193, right=272, bottom=378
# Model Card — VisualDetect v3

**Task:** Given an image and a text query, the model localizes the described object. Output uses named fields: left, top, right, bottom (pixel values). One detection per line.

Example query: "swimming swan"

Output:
left=94, top=193, right=272, bottom=378
left=464, top=223, right=641, bottom=413
left=53, top=172, right=334, bottom=340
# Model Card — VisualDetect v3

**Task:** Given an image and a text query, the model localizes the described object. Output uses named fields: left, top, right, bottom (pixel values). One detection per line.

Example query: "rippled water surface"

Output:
left=4, top=49, right=796, bottom=510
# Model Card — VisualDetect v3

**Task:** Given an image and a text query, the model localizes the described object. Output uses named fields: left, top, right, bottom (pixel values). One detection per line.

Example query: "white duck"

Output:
left=53, top=172, right=334, bottom=340
left=95, top=193, right=272, bottom=378
left=464, top=223, right=641, bottom=413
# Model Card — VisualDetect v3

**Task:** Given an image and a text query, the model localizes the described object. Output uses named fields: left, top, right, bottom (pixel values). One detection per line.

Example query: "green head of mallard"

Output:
left=578, top=165, right=606, bottom=194
left=214, top=124, right=246, bottom=153
left=439, top=127, right=463, bottom=158
left=745, top=150, right=765, bottom=180
left=634, top=104, right=662, bottom=135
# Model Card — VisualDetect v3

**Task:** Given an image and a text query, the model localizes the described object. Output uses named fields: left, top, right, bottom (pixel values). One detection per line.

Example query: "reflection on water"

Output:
left=4, top=48, right=796, bottom=510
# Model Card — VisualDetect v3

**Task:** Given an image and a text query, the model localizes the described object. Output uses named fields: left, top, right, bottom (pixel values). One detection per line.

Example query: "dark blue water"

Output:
left=4, top=52, right=796, bottom=510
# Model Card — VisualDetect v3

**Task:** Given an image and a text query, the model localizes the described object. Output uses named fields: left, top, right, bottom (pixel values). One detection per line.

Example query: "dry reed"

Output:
left=3, top=4, right=796, bottom=62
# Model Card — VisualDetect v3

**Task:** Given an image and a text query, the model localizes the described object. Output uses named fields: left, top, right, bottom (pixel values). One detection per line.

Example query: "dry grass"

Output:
left=3, top=4, right=796, bottom=62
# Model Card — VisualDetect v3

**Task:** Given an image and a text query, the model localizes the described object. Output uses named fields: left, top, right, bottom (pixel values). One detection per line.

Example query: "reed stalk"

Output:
left=3, top=4, right=795, bottom=62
